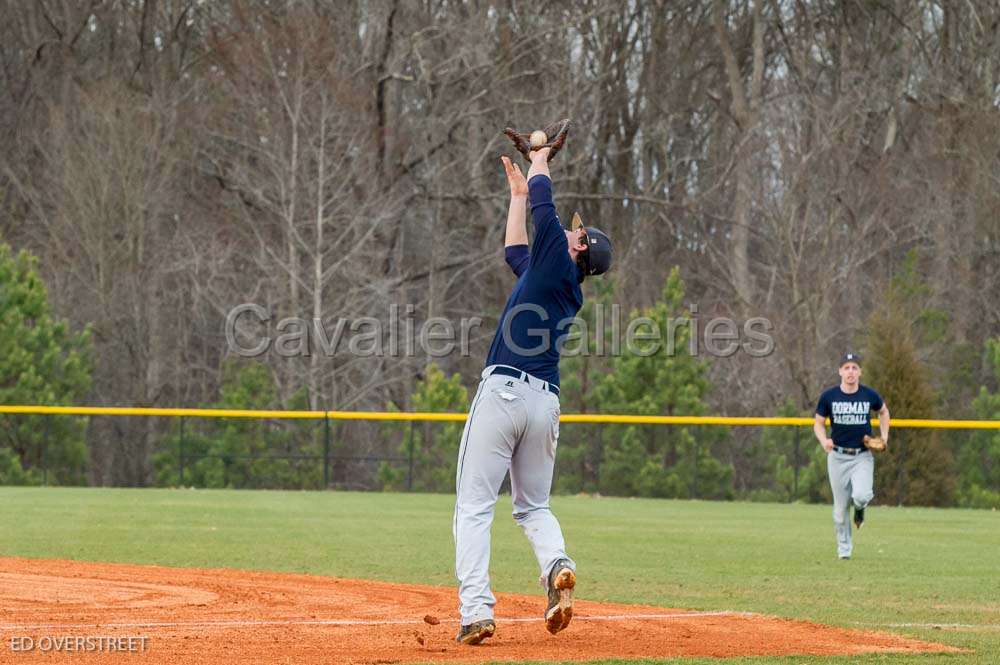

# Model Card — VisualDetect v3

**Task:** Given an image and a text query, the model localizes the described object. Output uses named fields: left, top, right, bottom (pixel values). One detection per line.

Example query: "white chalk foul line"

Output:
left=867, top=622, right=1000, bottom=630
left=0, top=610, right=750, bottom=632
left=8, top=614, right=999, bottom=633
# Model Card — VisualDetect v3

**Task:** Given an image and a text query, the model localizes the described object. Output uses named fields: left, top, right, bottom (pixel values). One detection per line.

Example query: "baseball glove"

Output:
left=863, top=435, right=887, bottom=452
left=503, top=118, right=571, bottom=162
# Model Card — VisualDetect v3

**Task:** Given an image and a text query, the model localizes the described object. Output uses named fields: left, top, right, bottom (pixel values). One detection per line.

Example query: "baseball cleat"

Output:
left=853, top=506, right=865, bottom=530
left=455, top=619, right=495, bottom=645
left=544, top=559, right=576, bottom=635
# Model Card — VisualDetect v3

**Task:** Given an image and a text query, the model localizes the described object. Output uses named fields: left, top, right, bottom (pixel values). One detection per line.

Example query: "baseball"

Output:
left=529, top=130, right=547, bottom=148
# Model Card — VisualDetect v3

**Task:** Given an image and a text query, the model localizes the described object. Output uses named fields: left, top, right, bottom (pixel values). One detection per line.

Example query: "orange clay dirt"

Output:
left=0, top=557, right=958, bottom=664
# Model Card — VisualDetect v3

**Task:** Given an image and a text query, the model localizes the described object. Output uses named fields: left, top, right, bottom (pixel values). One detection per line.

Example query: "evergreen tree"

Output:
left=865, top=304, right=955, bottom=506
left=593, top=268, right=731, bottom=499
left=554, top=277, right=616, bottom=493
left=956, top=338, right=1000, bottom=508
left=0, top=243, right=92, bottom=485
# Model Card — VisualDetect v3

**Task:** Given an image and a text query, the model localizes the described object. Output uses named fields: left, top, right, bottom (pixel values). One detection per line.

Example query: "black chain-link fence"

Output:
left=2, top=411, right=995, bottom=507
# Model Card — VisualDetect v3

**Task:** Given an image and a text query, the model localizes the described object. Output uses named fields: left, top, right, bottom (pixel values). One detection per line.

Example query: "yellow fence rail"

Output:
left=1, top=405, right=998, bottom=428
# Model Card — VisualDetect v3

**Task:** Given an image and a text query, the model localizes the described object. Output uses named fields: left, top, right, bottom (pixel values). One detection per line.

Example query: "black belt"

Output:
left=490, top=366, right=560, bottom=396
left=833, top=445, right=867, bottom=456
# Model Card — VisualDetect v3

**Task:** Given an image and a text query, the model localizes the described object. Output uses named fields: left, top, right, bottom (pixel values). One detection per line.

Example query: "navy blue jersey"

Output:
left=815, top=384, right=884, bottom=449
left=484, top=175, right=583, bottom=386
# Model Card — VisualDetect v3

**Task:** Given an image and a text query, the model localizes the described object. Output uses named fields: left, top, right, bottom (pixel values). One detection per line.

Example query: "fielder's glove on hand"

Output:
left=863, top=435, right=887, bottom=452
left=503, top=118, right=571, bottom=162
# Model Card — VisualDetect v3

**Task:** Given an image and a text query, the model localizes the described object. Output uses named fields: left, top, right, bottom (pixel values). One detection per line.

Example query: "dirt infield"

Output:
left=0, top=557, right=958, bottom=663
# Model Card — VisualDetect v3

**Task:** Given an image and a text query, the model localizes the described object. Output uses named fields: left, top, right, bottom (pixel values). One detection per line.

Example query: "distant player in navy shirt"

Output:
left=452, top=145, right=612, bottom=645
left=813, top=352, right=891, bottom=559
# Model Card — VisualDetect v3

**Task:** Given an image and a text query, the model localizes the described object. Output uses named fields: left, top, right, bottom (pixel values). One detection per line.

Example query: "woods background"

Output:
left=1, top=0, right=998, bottom=505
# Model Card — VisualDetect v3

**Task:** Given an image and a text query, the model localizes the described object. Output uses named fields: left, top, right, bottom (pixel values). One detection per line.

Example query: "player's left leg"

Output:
left=849, top=452, right=875, bottom=529
left=510, top=390, right=572, bottom=578
left=509, top=388, right=575, bottom=633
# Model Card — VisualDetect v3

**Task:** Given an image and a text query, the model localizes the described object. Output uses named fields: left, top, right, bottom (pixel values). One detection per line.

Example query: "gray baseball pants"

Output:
left=453, top=365, right=575, bottom=625
left=827, top=449, right=874, bottom=558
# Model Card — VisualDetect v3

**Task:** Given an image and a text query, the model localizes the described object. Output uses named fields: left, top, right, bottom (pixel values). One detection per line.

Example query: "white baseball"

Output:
left=529, top=130, right=547, bottom=148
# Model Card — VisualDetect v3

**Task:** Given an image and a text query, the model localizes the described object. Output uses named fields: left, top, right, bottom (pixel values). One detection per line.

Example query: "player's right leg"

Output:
left=453, top=374, right=527, bottom=643
left=510, top=388, right=575, bottom=633
left=827, top=453, right=853, bottom=559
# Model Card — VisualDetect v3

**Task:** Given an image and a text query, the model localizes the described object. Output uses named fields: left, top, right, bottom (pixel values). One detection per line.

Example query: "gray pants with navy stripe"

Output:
left=453, top=365, right=574, bottom=624
left=827, top=450, right=875, bottom=558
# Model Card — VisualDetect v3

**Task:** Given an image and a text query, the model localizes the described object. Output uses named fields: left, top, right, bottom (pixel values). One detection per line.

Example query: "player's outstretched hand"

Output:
left=501, top=156, right=528, bottom=197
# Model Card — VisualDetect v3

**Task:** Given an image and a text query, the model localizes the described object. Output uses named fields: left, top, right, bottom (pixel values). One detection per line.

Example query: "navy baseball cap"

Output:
left=840, top=352, right=862, bottom=367
left=571, top=212, right=613, bottom=278
left=582, top=228, right=613, bottom=276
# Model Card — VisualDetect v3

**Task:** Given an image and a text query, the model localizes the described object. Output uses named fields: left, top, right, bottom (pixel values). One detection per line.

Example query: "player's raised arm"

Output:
left=501, top=156, right=528, bottom=248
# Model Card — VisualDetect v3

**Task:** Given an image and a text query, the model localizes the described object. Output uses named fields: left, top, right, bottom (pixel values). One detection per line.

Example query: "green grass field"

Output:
left=0, top=487, right=997, bottom=664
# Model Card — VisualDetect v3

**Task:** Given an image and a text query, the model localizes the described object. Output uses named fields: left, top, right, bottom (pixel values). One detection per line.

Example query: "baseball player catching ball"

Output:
left=452, top=145, right=613, bottom=645
left=813, top=352, right=891, bottom=559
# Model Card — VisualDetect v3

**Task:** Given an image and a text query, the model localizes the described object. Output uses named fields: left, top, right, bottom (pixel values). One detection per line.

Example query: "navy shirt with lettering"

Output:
left=484, top=174, right=584, bottom=387
left=815, top=384, right=884, bottom=449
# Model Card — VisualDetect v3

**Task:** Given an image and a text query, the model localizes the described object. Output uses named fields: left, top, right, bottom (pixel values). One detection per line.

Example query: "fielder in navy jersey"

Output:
left=813, top=352, right=891, bottom=559
left=452, top=146, right=612, bottom=645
